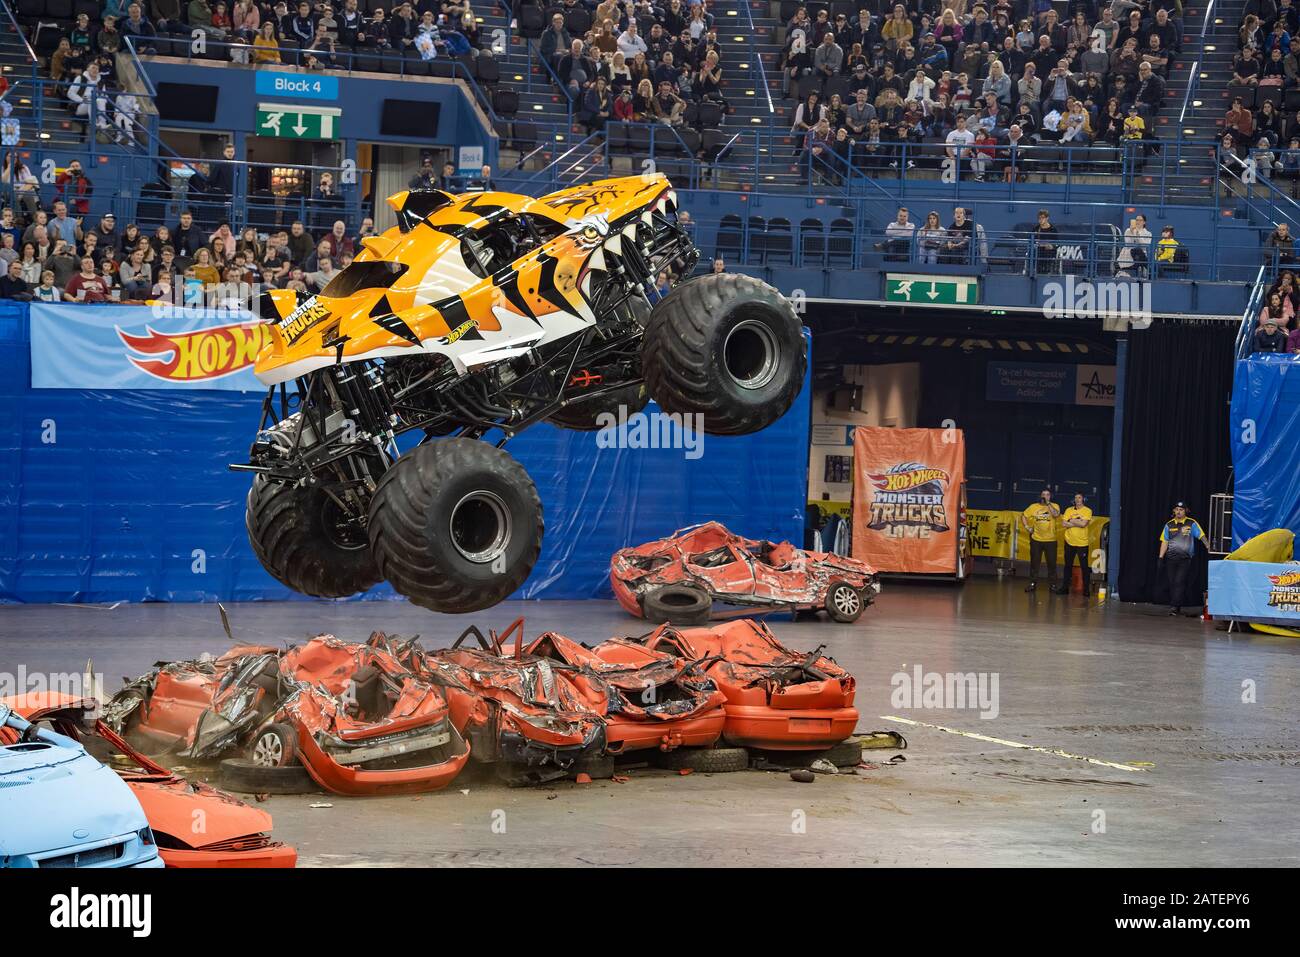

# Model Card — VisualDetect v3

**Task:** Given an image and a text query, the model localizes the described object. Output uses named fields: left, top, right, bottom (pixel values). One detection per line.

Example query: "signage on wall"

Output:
left=254, top=72, right=340, bottom=101
left=458, top=145, right=484, bottom=173
left=255, top=103, right=342, bottom=140
left=885, top=273, right=979, bottom=305
left=985, top=361, right=1115, bottom=407
left=810, top=424, right=851, bottom=446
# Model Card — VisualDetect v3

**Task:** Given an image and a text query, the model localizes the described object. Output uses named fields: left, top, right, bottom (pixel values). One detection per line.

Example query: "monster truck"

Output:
left=234, top=175, right=805, bottom=614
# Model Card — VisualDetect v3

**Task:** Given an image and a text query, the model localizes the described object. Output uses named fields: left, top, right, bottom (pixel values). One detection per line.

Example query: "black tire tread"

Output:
left=368, top=439, right=543, bottom=614
left=246, top=476, right=381, bottom=598
left=217, top=757, right=319, bottom=795
left=642, top=273, right=804, bottom=436
left=655, top=746, right=750, bottom=773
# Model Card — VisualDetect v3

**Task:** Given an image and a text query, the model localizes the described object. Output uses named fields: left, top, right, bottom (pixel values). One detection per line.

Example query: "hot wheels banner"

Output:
left=29, top=304, right=268, bottom=391
left=851, top=426, right=966, bottom=575
left=1208, top=560, right=1300, bottom=625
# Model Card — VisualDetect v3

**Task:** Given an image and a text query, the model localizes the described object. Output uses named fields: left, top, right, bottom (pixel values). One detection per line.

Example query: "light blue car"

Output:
left=0, top=702, right=163, bottom=868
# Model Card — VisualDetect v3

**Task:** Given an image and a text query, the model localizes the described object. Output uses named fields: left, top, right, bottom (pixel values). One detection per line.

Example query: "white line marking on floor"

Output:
left=879, top=715, right=1148, bottom=773
left=1057, top=650, right=1114, bottom=656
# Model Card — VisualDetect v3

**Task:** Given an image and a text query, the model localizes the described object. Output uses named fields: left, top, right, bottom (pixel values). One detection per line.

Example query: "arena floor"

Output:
left=4, top=579, right=1297, bottom=867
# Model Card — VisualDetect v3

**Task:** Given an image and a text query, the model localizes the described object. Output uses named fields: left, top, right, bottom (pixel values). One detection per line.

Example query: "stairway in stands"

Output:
left=1133, top=1, right=1245, bottom=206
left=0, top=8, right=86, bottom=152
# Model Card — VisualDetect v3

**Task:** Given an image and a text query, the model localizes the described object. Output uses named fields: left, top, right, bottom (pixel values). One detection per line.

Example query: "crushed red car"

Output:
left=2, top=692, right=296, bottom=867
left=106, top=634, right=470, bottom=797
left=638, top=619, right=859, bottom=751
left=611, top=522, right=880, bottom=623
left=511, top=631, right=727, bottom=754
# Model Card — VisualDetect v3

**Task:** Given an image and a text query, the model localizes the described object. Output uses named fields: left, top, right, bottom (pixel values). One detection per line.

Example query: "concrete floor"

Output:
left=3, top=579, right=1298, bottom=867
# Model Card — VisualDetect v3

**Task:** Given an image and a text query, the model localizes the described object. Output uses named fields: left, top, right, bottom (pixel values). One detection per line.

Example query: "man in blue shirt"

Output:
left=1159, top=502, right=1209, bottom=616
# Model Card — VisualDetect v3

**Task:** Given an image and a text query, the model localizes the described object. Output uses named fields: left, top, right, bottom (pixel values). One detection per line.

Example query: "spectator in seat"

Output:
left=306, top=255, right=336, bottom=292
left=1142, top=35, right=1169, bottom=77
left=231, top=0, right=260, bottom=40
left=651, top=80, right=685, bottom=125
left=881, top=206, right=915, bottom=260
left=154, top=0, right=183, bottom=34
left=287, top=0, right=318, bottom=46
left=881, top=5, right=912, bottom=51
left=409, top=156, right=437, bottom=189
left=1033, top=208, right=1059, bottom=272
left=846, top=88, right=876, bottom=135
left=324, top=220, right=354, bottom=260
left=617, top=22, right=647, bottom=59
left=1253, top=314, right=1289, bottom=352
left=32, top=270, right=63, bottom=302
left=438, top=161, right=459, bottom=191
left=466, top=165, right=495, bottom=191
left=541, top=14, right=571, bottom=69
left=0, top=259, right=31, bottom=300
left=253, top=21, right=282, bottom=63
left=1225, top=98, right=1255, bottom=149
left=983, top=59, right=1012, bottom=107
left=557, top=40, right=595, bottom=100
left=1110, top=36, right=1140, bottom=78
left=803, top=117, right=835, bottom=183
left=65, top=256, right=109, bottom=301
left=1234, top=44, right=1262, bottom=86
left=1132, top=60, right=1165, bottom=122
left=388, top=3, right=419, bottom=53
left=337, top=0, right=364, bottom=47
left=813, top=29, right=844, bottom=84
left=1155, top=225, right=1179, bottom=271
left=1117, top=213, right=1151, bottom=277
left=1042, top=59, right=1081, bottom=114
left=1268, top=222, right=1296, bottom=265
left=941, top=206, right=973, bottom=264
left=1260, top=290, right=1295, bottom=329
left=122, top=4, right=159, bottom=52
left=44, top=240, right=79, bottom=289
left=944, top=113, right=976, bottom=179
left=580, top=75, right=612, bottom=133
left=286, top=219, right=315, bottom=264
left=593, top=19, right=619, bottom=57
left=54, top=163, right=94, bottom=219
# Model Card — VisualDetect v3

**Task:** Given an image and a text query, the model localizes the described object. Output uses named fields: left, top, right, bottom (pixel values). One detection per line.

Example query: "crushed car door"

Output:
left=685, top=544, right=755, bottom=599
left=748, top=541, right=814, bottom=603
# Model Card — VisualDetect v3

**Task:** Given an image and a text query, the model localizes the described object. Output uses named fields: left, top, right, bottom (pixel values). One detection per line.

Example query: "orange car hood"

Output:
left=3, top=692, right=273, bottom=847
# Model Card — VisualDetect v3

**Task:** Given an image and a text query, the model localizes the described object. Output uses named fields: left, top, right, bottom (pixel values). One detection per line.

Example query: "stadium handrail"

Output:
left=526, top=37, right=575, bottom=121
left=736, top=0, right=775, bottom=118
left=0, top=0, right=38, bottom=68
left=1236, top=264, right=1268, bottom=359
left=1179, top=0, right=1216, bottom=129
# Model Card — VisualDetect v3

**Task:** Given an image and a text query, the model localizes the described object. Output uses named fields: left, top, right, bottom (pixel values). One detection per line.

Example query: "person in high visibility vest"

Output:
left=1158, top=501, right=1209, bottom=616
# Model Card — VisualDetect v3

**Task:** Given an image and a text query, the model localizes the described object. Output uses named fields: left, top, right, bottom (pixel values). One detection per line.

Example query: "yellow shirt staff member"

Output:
left=1060, top=493, right=1094, bottom=596
left=1021, top=487, right=1060, bottom=592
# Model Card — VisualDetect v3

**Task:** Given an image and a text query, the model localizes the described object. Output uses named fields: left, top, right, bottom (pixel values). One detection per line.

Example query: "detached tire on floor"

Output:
left=246, top=475, right=382, bottom=599
left=642, top=584, right=712, bottom=624
left=654, top=746, right=750, bottom=773
left=367, top=438, right=543, bottom=614
left=548, top=382, right=649, bottom=431
left=641, top=273, right=805, bottom=436
left=217, top=758, right=319, bottom=795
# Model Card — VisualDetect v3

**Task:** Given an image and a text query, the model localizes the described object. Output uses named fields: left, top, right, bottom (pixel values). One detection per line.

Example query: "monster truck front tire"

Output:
left=548, top=382, right=649, bottom=431
left=246, top=476, right=382, bottom=598
left=367, top=439, right=543, bottom=614
left=641, top=273, right=805, bottom=436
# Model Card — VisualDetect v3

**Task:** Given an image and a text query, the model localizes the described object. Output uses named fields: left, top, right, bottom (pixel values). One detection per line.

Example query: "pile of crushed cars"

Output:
left=103, top=618, right=868, bottom=795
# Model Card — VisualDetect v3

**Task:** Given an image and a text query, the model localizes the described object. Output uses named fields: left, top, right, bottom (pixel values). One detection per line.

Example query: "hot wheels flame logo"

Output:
left=869, top=466, right=951, bottom=492
left=117, top=321, right=271, bottom=382
left=1267, top=571, right=1300, bottom=587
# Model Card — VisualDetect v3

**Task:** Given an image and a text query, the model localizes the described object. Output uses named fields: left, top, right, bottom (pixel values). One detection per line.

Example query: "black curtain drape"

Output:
left=1117, top=322, right=1236, bottom=605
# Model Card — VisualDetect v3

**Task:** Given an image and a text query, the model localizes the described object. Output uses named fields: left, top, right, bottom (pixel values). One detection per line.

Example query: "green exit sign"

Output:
left=255, top=103, right=341, bottom=140
left=885, top=274, right=980, bottom=305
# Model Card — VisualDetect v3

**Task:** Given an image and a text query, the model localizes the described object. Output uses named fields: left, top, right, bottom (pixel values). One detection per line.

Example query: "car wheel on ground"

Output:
left=825, top=581, right=864, bottom=623
left=248, top=722, right=299, bottom=768
left=654, top=746, right=750, bottom=773
left=368, top=438, right=543, bottom=614
left=217, top=758, right=319, bottom=795
left=642, top=584, right=712, bottom=624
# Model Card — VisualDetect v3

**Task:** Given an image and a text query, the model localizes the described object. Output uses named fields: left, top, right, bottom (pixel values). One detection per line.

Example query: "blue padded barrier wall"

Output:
left=0, top=302, right=810, bottom=603
left=1230, top=355, right=1300, bottom=547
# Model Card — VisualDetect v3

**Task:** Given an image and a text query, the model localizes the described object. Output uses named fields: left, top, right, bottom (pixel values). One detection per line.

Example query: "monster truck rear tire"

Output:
left=547, top=382, right=649, bottom=431
left=641, top=273, right=805, bottom=436
left=246, top=476, right=382, bottom=599
left=367, top=439, right=543, bottom=614
left=642, top=584, right=712, bottom=624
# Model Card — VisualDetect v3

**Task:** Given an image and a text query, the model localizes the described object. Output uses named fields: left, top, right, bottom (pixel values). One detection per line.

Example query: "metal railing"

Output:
left=1235, top=264, right=1269, bottom=359
left=1178, top=0, right=1217, bottom=128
